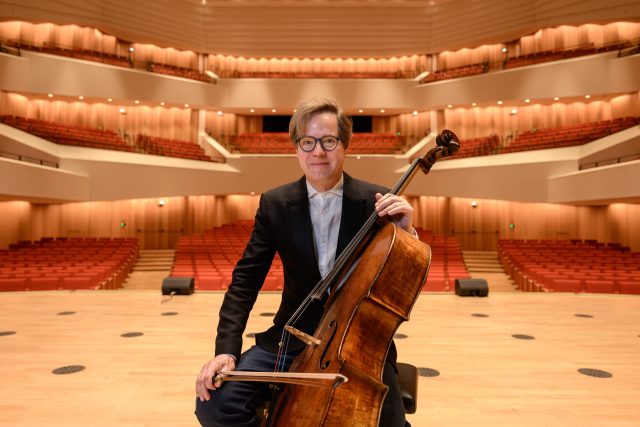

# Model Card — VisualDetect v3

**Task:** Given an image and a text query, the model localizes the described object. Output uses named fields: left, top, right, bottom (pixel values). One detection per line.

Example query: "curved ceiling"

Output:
left=1, top=0, right=639, bottom=58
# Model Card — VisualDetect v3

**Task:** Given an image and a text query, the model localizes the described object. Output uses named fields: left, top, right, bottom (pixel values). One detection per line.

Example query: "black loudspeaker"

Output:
left=161, top=277, right=194, bottom=295
left=454, top=278, right=489, bottom=297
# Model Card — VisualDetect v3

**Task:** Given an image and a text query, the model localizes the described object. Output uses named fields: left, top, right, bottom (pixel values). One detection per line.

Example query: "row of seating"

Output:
left=420, top=41, right=637, bottom=85
left=1, top=115, right=134, bottom=153
left=224, top=71, right=413, bottom=79
left=169, top=221, right=468, bottom=292
left=419, top=63, right=487, bottom=84
left=231, top=133, right=404, bottom=154
left=416, top=229, right=471, bottom=291
left=503, top=42, right=631, bottom=70
left=498, top=239, right=639, bottom=294
left=502, top=117, right=639, bottom=154
left=135, top=134, right=214, bottom=162
left=1, top=115, right=215, bottom=162
left=147, top=62, right=213, bottom=83
left=0, top=237, right=139, bottom=291
left=446, top=135, right=500, bottom=160
left=6, top=40, right=216, bottom=84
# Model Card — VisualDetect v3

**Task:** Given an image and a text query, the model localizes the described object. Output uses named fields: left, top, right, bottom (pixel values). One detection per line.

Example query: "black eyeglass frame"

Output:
left=295, top=135, right=341, bottom=152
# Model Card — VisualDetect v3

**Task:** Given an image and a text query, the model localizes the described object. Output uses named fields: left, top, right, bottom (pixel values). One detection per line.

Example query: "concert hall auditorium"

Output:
left=1, top=1, right=639, bottom=426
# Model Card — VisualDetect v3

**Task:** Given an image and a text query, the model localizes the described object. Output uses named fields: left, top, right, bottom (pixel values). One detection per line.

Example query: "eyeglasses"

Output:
left=295, top=135, right=340, bottom=152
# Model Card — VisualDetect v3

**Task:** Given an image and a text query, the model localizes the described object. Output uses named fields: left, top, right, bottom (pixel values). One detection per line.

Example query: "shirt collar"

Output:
left=306, top=174, right=344, bottom=198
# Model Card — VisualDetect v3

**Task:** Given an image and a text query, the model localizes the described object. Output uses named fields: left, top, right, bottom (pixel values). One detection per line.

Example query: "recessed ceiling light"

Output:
left=250, top=109, right=255, bottom=113
left=47, top=93, right=53, bottom=98
left=447, top=104, right=453, bottom=108
left=184, top=103, right=190, bottom=108
left=380, top=109, right=385, bottom=113
left=412, top=111, right=418, bottom=116
left=271, top=109, right=276, bottom=113
left=524, top=98, right=531, bottom=103
left=78, top=96, right=84, bottom=100
left=472, top=102, right=477, bottom=107
left=585, top=95, right=591, bottom=99
left=358, top=109, right=363, bottom=113
left=134, top=100, right=140, bottom=104
left=107, top=98, right=113, bottom=102
left=497, top=100, right=503, bottom=105
left=553, top=97, right=560, bottom=101
left=217, top=111, right=223, bottom=116
left=160, top=102, right=165, bottom=106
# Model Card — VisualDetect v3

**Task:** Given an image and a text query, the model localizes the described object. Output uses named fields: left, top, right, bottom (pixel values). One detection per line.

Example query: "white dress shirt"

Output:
left=306, top=176, right=344, bottom=279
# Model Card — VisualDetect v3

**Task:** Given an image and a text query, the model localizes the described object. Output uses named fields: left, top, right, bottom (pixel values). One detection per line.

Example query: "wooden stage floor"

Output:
left=0, top=290, right=639, bottom=427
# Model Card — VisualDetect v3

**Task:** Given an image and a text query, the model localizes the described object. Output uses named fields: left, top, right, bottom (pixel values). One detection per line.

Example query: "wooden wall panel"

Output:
left=406, top=196, right=640, bottom=252
left=1, top=196, right=637, bottom=252
left=0, top=195, right=260, bottom=250
left=442, top=93, right=640, bottom=140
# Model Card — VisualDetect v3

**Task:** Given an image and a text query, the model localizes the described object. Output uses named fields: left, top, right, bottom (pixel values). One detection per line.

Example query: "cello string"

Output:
left=275, top=149, right=441, bottom=370
left=280, top=155, right=424, bottom=339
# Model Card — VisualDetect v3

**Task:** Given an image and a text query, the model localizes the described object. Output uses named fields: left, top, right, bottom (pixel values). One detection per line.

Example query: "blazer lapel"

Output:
left=286, top=177, right=321, bottom=280
left=336, top=173, right=368, bottom=258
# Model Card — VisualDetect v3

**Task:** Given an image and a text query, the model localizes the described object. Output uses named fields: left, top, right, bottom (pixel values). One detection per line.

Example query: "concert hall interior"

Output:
left=0, top=1, right=639, bottom=426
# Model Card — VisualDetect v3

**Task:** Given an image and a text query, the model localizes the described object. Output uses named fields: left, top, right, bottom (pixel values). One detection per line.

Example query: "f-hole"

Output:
left=319, top=320, right=338, bottom=370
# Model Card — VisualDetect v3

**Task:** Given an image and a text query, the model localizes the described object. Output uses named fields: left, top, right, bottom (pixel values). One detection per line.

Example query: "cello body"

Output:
left=267, top=222, right=431, bottom=426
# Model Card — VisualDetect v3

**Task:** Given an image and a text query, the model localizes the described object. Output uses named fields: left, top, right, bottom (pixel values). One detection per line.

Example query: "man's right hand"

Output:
left=195, top=354, right=236, bottom=401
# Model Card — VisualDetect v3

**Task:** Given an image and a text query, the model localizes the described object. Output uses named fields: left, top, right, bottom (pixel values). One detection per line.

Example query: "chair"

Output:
left=0, top=278, right=27, bottom=291
left=397, top=362, right=418, bottom=414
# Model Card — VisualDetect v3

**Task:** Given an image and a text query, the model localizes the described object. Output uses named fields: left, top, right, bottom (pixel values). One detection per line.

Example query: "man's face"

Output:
left=296, top=112, right=345, bottom=192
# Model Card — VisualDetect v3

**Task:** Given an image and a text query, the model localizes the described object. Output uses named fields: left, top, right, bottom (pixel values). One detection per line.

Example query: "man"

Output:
left=195, top=98, right=414, bottom=427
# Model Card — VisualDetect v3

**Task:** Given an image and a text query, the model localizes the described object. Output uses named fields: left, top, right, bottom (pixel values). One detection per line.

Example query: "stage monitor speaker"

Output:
left=455, top=278, right=489, bottom=297
left=161, top=277, right=194, bottom=295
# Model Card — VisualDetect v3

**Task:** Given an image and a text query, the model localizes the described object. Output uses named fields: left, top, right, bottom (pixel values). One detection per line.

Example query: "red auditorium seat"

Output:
left=583, top=280, right=617, bottom=294
left=549, top=279, right=583, bottom=293
left=28, top=277, right=61, bottom=291
left=618, top=281, right=640, bottom=295
left=0, top=278, right=27, bottom=291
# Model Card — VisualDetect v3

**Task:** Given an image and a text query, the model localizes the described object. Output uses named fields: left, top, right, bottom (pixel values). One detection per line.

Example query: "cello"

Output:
left=216, top=129, right=460, bottom=425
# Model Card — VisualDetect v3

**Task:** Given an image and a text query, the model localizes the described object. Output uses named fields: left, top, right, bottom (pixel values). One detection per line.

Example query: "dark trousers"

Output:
left=195, top=345, right=409, bottom=427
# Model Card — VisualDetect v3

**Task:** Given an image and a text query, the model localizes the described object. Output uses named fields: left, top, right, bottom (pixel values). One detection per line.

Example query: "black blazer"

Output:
left=215, top=173, right=388, bottom=359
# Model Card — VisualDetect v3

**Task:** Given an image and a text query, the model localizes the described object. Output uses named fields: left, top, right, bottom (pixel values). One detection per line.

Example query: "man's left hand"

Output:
left=375, top=193, right=414, bottom=233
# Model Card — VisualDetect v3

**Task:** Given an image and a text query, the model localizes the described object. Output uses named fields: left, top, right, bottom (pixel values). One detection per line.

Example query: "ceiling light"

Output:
left=553, top=97, right=560, bottom=101
left=380, top=109, right=385, bottom=113
left=160, top=102, right=165, bottom=106
left=134, top=100, right=140, bottom=104
left=412, top=111, right=418, bottom=116
left=358, top=109, right=363, bottom=113
left=585, top=95, right=591, bottom=99
left=250, top=109, right=255, bottom=113
left=271, top=109, right=276, bottom=113
left=107, top=98, right=113, bottom=102
left=497, top=100, right=503, bottom=105
left=78, top=96, right=84, bottom=100
left=47, top=93, right=53, bottom=98
left=472, top=102, right=477, bottom=107
left=447, top=104, right=453, bottom=108
left=184, top=104, right=190, bottom=108
left=524, top=98, right=530, bottom=103
left=217, top=111, right=223, bottom=116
